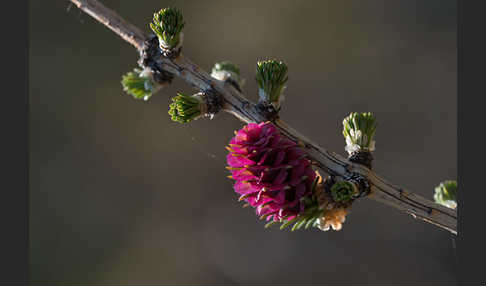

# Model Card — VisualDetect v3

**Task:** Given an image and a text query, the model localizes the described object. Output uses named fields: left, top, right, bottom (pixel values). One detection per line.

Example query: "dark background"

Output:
left=30, top=0, right=457, bottom=285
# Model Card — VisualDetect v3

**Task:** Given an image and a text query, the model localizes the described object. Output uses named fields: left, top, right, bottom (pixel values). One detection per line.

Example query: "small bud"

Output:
left=211, top=61, right=245, bottom=88
left=330, top=181, right=358, bottom=203
left=434, top=180, right=457, bottom=209
left=168, top=92, right=206, bottom=123
left=150, top=7, right=185, bottom=51
left=255, top=60, right=288, bottom=108
left=121, top=68, right=161, bottom=101
left=342, top=112, right=377, bottom=155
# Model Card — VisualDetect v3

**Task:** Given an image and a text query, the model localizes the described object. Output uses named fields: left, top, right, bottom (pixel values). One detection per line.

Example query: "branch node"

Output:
left=203, top=88, right=223, bottom=118
left=255, top=102, right=280, bottom=122
left=348, top=150, right=374, bottom=169
left=346, top=173, right=371, bottom=199
left=211, top=61, right=244, bottom=91
left=139, top=35, right=174, bottom=84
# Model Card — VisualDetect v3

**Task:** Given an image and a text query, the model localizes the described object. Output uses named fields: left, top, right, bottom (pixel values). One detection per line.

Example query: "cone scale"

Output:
left=226, top=122, right=317, bottom=223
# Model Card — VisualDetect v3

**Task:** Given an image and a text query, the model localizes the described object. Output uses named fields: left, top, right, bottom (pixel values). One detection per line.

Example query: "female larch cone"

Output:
left=226, top=122, right=316, bottom=222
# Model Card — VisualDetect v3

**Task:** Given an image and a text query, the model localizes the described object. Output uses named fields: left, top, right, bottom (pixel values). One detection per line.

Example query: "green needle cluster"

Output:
left=213, top=61, right=240, bottom=76
left=434, top=180, right=457, bottom=209
left=121, top=68, right=156, bottom=101
left=264, top=195, right=324, bottom=231
left=255, top=60, right=288, bottom=106
left=150, top=7, right=185, bottom=50
left=342, top=112, right=377, bottom=154
left=211, top=61, right=244, bottom=87
left=168, top=93, right=203, bottom=123
left=330, top=181, right=357, bottom=203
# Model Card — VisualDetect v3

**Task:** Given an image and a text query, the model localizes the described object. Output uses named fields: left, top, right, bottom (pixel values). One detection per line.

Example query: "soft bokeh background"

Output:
left=29, top=0, right=457, bottom=285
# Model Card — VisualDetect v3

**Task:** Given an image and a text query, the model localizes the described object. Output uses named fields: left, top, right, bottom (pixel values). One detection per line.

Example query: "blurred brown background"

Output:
left=30, top=0, right=457, bottom=285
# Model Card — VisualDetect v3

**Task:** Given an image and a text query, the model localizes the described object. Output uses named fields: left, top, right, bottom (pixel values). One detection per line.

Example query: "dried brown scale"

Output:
left=161, top=46, right=182, bottom=59
left=255, top=102, right=280, bottom=122
left=346, top=173, right=371, bottom=199
left=348, top=151, right=374, bottom=169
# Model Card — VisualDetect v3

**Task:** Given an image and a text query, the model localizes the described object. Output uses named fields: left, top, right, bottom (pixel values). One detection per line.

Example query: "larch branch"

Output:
left=69, top=0, right=457, bottom=234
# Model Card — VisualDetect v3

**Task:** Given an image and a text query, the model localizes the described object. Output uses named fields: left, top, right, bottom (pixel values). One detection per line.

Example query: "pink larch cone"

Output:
left=226, top=122, right=316, bottom=222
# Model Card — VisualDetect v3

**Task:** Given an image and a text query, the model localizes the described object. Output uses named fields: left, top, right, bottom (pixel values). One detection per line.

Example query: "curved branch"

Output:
left=69, top=0, right=457, bottom=234
left=70, top=0, right=146, bottom=50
